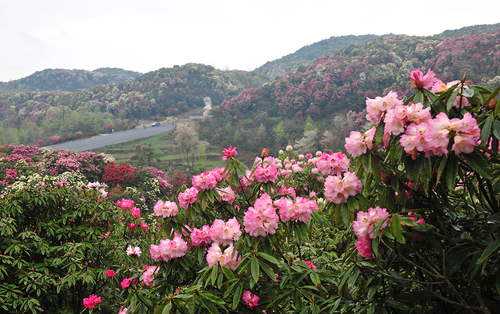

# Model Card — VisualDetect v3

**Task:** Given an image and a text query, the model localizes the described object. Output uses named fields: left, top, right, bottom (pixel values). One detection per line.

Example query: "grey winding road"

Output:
left=45, top=122, right=176, bottom=152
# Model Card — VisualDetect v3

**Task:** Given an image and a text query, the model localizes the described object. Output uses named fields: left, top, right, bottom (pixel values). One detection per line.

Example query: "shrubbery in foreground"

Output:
left=2, top=69, right=500, bottom=313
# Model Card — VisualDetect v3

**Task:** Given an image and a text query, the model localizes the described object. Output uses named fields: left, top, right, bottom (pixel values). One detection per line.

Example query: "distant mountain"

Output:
left=0, top=68, right=141, bottom=92
left=254, top=34, right=390, bottom=79
left=435, top=23, right=500, bottom=38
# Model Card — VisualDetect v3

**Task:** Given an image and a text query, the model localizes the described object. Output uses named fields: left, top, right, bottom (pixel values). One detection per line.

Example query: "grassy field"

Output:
left=95, top=128, right=226, bottom=175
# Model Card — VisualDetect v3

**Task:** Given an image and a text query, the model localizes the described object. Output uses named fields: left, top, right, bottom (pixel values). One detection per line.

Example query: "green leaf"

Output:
left=210, top=264, right=219, bottom=286
left=435, top=156, right=448, bottom=186
left=220, top=266, right=234, bottom=280
left=390, top=214, right=405, bottom=244
left=477, top=237, right=500, bottom=265
left=446, top=89, right=460, bottom=112
left=493, top=121, right=500, bottom=141
left=257, top=252, right=279, bottom=266
left=201, top=298, right=219, bottom=314
left=383, top=299, right=409, bottom=310
left=251, top=257, right=259, bottom=284
left=232, top=284, right=243, bottom=309
left=374, top=121, right=385, bottom=148
left=481, top=114, right=494, bottom=144
left=463, top=149, right=493, bottom=180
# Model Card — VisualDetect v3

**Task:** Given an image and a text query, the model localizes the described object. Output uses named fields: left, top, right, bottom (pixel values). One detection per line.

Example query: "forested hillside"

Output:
left=0, top=64, right=269, bottom=145
left=200, top=30, right=500, bottom=156
left=254, top=34, right=385, bottom=79
left=0, top=68, right=141, bottom=92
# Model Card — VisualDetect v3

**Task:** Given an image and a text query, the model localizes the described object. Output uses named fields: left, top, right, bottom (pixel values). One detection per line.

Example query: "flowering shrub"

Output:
left=3, top=69, right=500, bottom=313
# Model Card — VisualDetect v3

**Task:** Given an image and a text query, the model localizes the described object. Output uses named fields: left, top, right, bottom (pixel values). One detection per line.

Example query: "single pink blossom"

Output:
left=242, top=291, right=260, bottom=308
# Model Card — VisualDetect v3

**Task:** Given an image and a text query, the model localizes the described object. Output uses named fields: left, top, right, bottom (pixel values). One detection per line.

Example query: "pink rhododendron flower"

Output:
left=345, top=131, right=367, bottom=157
left=222, top=145, right=237, bottom=161
left=206, top=243, right=241, bottom=270
left=126, top=246, right=142, bottom=256
left=253, top=161, right=278, bottom=183
left=275, top=196, right=317, bottom=223
left=355, top=235, right=374, bottom=259
left=83, top=294, right=101, bottom=309
left=105, top=269, right=116, bottom=278
left=217, top=186, right=235, bottom=204
left=324, top=172, right=362, bottom=204
left=143, top=265, right=159, bottom=287
left=190, top=225, right=212, bottom=246
left=192, top=171, right=217, bottom=190
left=243, top=193, right=279, bottom=237
left=316, top=151, right=350, bottom=176
left=366, top=90, right=402, bottom=125
left=410, top=69, right=437, bottom=90
left=154, top=200, right=179, bottom=218
left=130, top=206, right=140, bottom=219
left=121, top=278, right=132, bottom=289
left=210, top=217, right=242, bottom=245
left=117, top=199, right=134, bottom=210
left=153, top=235, right=189, bottom=262
left=286, top=145, right=293, bottom=151
left=178, top=187, right=199, bottom=209
left=305, top=261, right=316, bottom=270
left=118, top=306, right=128, bottom=314
left=242, top=291, right=260, bottom=308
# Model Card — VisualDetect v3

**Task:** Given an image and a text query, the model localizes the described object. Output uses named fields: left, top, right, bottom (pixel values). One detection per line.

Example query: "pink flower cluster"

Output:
left=117, top=199, right=134, bottom=210
left=105, top=269, right=116, bottom=278
left=384, top=102, right=431, bottom=136
left=154, top=200, right=179, bottom=218
left=222, top=145, right=237, bottom=161
left=242, top=291, right=260, bottom=308
left=206, top=243, right=241, bottom=270
left=190, top=225, right=212, bottom=246
left=243, top=193, right=279, bottom=237
left=53, top=179, right=68, bottom=188
left=83, top=294, right=101, bottom=309
left=178, top=187, right=198, bottom=209
left=192, top=171, right=217, bottom=190
left=253, top=160, right=278, bottom=183
left=366, top=90, right=403, bottom=125
left=130, top=207, right=140, bottom=219
left=217, top=186, right=235, bottom=204
left=324, top=172, right=362, bottom=204
left=150, top=235, right=188, bottom=262
left=274, top=196, right=318, bottom=223
left=121, top=278, right=137, bottom=289
left=126, top=246, right=142, bottom=256
left=316, top=151, right=349, bottom=176
left=143, top=265, right=159, bottom=287
left=210, top=218, right=242, bottom=246
left=352, top=207, right=390, bottom=259
left=400, top=112, right=480, bottom=157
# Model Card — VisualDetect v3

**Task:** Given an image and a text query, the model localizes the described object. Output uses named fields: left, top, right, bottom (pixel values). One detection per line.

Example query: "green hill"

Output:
left=0, top=68, right=141, bottom=92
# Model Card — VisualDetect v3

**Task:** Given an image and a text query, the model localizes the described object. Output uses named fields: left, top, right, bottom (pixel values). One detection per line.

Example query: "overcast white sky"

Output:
left=0, top=0, right=499, bottom=82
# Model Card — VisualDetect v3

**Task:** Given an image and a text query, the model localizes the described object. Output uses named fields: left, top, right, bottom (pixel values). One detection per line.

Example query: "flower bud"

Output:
left=261, top=148, right=269, bottom=158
